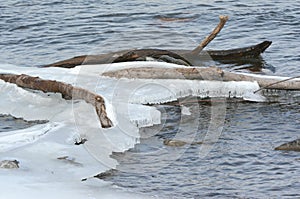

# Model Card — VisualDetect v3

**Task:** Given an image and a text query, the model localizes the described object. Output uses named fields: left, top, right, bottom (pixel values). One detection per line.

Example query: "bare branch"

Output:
left=0, top=74, right=113, bottom=128
left=191, top=15, right=229, bottom=54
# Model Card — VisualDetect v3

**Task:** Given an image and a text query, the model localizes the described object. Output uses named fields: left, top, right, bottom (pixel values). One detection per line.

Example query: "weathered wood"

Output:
left=42, top=41, right=271, bottom=68
left=0, top=74, right=113, bottom=128
left=191, top=15, right=229, bottom=54
left=102, top=66, right=300, bottom=91
left=41, top=14, right=270, bottom=69
left=275, top=139, right=300, bottom=152
left=198, top=40, right=272, bottom=60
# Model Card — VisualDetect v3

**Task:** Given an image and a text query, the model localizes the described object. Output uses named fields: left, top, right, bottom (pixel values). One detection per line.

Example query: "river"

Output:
left=1, top=0, right=300, bottom=198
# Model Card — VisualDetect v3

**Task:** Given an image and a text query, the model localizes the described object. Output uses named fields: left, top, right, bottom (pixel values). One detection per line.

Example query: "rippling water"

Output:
left=1, top=0, right=300, bottom=198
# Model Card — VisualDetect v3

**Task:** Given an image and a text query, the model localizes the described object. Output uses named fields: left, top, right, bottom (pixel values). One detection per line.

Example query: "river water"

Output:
left=1, top=0, right=300, bottom=198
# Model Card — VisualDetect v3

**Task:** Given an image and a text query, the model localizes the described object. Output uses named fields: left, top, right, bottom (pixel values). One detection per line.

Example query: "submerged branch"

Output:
left=0, top=74, right=113, bottom=128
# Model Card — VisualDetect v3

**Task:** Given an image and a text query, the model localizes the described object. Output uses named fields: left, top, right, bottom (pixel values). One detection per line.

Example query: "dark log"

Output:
left=0, top=74, right=113, bottom=128
left=203, top=40, right=272, bottom=60
left=112, top=49, right=192, bottom=66
left=41, top=41, right=272, bottom=68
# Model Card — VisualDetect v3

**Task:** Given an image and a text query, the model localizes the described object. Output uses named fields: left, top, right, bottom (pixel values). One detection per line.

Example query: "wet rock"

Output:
left=94, top=169, right=118, bottom=180
left=275, top=139, right=300, bottom=152
left=0, top=160, right=19, bottom=169
left=74, top=137, right=87, bottom=145
left=163, top=139, right=187, bottom=147
left=163, top=139, right=203, bottom=147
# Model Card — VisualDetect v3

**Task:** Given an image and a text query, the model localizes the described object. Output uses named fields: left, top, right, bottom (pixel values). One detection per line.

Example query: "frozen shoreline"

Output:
left=0, top=62, right=265, bottom=198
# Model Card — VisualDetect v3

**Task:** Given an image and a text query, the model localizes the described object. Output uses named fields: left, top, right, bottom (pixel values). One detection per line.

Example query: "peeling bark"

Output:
left=0, top=74, right=113, bottom=128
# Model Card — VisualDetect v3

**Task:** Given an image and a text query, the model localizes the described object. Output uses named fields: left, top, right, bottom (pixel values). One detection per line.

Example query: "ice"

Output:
left=0, top=65, right=159, bottom=198
left=0, top=62, right=269, bottom=198
left=181, top=105, right=191, bottom=115
left=0, top=123, right=55, bottom=153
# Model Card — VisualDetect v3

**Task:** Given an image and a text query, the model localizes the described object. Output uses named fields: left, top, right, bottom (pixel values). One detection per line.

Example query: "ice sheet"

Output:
left=0, top=62, right=268, bottom=198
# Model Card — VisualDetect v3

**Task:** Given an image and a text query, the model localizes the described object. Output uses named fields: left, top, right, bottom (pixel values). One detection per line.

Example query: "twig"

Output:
left=0, top=74, right=113, bottom=128
left=191, top=15, right=229, bottom=55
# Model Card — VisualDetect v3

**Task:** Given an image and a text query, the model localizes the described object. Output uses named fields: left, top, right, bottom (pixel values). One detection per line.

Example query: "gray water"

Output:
left=1, top=0, right=300, bottom=198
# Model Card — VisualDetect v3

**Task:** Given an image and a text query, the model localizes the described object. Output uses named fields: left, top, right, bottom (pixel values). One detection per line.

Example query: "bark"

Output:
left=102, top=66, right=300, bottom=91
left=0, top=74, right=113, bottom=128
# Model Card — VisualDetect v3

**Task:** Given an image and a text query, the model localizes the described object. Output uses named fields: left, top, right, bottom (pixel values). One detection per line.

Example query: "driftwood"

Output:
left=102, top=66, right=300, bottom=91
left=41, top=15, right=271, bottom=69
left=0, top=74, right=113, bottom=128
left=41, top=41, right=271, bottom=68
left=275, top=139, right=300, bottom=152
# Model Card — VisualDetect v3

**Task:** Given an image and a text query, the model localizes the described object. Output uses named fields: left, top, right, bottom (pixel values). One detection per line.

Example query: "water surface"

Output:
left=1, top=0, right=300, bottom=198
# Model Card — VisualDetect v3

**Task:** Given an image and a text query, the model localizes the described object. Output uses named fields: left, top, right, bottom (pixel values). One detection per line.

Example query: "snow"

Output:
left=0, top=61, right=267, bottom=198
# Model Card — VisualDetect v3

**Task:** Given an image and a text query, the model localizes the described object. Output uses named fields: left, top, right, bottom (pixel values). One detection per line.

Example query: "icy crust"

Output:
left=125, top=79, right=263, bottom=104
left=0, top=62, right=267, bottom=198
left=0, top=76, right=155, bottom=198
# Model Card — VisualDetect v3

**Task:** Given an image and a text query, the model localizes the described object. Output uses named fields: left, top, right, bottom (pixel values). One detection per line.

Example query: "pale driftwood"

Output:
left=102, top=66, right=300, bottom=91
left=0, top=74, right=113, bottom=128
left=191, top=15, right=229, bottom=55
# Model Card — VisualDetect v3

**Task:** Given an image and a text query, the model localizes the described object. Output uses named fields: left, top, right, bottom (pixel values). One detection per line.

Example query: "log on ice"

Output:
left=0, top=74, right=113, bottom=128
left=102, top=66, right=300, bottom=91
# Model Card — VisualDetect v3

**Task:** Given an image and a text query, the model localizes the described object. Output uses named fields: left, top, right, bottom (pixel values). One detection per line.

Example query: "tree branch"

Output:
left=0, top=74, right=113, bottom=128
left=191, top=15, right=229, bottom=55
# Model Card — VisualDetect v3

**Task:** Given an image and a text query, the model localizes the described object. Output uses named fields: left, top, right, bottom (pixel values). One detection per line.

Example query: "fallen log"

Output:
left=275, top=139, right=300, bottom=152
left=41, top=15, right=271, bottom=69
left=111, top=49, right=192, bottom=66
left=102, top=66, right=300, bottom=91
left=41, top=41, right=271, bottom=68
left=0, top=74, right=113, bottom=128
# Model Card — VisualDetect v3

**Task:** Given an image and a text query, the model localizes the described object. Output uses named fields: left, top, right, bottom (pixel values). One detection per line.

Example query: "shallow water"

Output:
left=1, top=0, right=300, bottom=198
left=108, top=99, right=300, bottom=198
left=0, top=114, right=47, bottom=132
